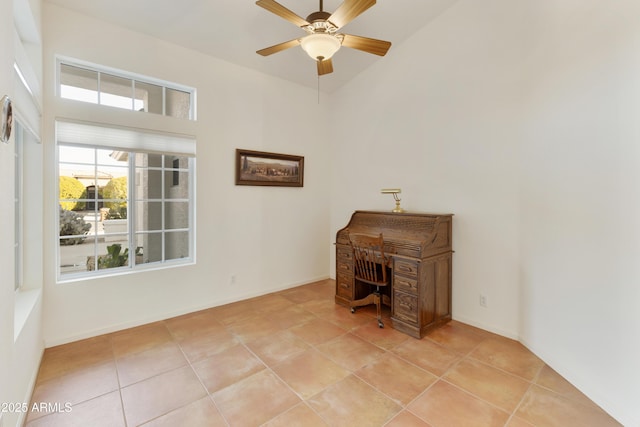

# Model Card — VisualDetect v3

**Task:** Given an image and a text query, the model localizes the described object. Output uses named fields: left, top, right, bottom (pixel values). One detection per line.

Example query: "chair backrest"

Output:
left=349, top=233, right=388, bottom=285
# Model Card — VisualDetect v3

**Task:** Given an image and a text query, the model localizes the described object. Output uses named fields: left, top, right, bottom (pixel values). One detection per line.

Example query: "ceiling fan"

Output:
left=256, top=0, right=392, bottom=76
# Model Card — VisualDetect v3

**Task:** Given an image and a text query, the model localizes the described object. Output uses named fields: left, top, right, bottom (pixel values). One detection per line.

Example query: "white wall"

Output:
left=0, top=2, right=16, bottom=424
left=329, top=0, right=640, bottom=424
left=42, top=4, right=331, bottom=345
left=329, top=0, right=525, bottom=338
left=518, top=1, right=640, bottom=425
left=1, top=0, right=45, bottom=425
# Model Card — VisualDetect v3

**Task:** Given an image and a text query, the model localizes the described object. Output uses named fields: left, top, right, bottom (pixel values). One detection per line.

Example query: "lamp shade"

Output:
left=300, top=33, right=341, bottom=60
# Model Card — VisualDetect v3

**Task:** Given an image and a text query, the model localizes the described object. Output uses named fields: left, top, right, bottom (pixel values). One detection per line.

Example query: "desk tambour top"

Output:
left=336, top=211, right=453, bottom=260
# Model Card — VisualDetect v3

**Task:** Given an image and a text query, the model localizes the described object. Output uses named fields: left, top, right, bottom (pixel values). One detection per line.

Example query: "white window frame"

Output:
left=56, top=121, right=196, bottom=282
left=56, top=56, right=196, bottom=120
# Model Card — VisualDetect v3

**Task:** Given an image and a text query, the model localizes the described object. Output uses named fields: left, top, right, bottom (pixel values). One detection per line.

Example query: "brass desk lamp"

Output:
left=381, top=188, right=405, bottom=213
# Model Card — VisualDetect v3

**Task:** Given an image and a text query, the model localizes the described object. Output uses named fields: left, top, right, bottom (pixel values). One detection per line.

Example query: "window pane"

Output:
left=60, top=64, right=98, bottom=103
left=101, top=170, right=129, bottom=219
left=60, top=234, right=96, bottom=274
left=135, top=169, right=162, bottom=199
left=165, top=171, right=188, bottom=197
left=165, top=231, right=189, bottom=261
left=100, top=73, right=133, bottom=110
left=165, top=201, right=189, bottom=229
left=136, top=232, right=163, bottom=263
left=135, top=81, right=163, bottom=114
left=165, top=88, right=191, bottom=119
left=135, top=201, right=163, bottom=231
left=134, top=153, right=163, bottom=168
left=59, top=145, right=96, bottom=164
left=96, top=242, right=130, bottom=270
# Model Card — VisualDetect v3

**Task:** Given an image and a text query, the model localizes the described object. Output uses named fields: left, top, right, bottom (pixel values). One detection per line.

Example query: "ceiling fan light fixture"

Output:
left=300, top=33, right=341, bottom=61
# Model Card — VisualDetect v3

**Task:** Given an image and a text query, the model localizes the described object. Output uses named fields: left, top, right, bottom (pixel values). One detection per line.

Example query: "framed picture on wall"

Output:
left=235, top=149, right=304, bottom=187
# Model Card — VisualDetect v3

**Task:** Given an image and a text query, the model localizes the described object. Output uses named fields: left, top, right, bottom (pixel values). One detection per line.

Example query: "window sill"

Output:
left=14, top=288, right=42, bottom=341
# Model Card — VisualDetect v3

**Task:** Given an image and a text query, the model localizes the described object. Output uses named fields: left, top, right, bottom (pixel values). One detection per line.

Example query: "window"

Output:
left=58, top=59, right=195, bottom=120
left=56, top=121, right=195, bottom=280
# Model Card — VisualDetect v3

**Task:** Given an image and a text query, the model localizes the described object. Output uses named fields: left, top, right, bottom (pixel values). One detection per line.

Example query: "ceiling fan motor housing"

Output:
left=305, top=10, right=331, bottom=24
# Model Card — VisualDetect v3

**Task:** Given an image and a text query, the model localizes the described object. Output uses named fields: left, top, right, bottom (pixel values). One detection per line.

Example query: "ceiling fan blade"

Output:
left=328, top=0, right=376, bottom=29
left=255, top=0, right=310, bottom=27
left=341, top=34, right=391, bottom=56
left=257, top=39, right=301, bottom=56
left=317, top=58, right=334, bottom=75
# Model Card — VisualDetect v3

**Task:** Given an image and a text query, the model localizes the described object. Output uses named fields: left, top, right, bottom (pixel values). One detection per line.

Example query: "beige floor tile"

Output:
left=212, top=370, right=300, bottom=427
left=140, top=397, right=227, bottom=427
left=28, top=281, right=621, bottom=427
left=163, top=309, right=225, bottom=340
left=356, top=353, right=438, bottom=406
left=191, top=343, right=265, bottom=393
left=505, top=416, right=535, bottom=427
left=407, top=380, right=510, bottom=427
left=245, top=330, right=311, bottom=366
left=308, top=375, right=402, bottom=427
left=264, top=305, right=318, bottom=329
left=443, top=358, right=530, bottom=412
left=116, top=341, right=187, bottom=387
left=110, top=322, right=173, bottom=357
left=351, top=321, right=411, bottom=350
left=386, top=410, right=433, bottom=427
left=271, top=348, right=350, bottom=399
left=28, top=361, right=119, bottom=421
left=177, top=328, right=240, bottom=363
left=26, top=391, right=124, bottom=427
left=536, top=364, right=601, bottom=408
left=516, top=385, right=621, bottom=427
left=227, top=315, right=284, bottom=342
left=262, top=402, right=328, bottom=427
left=424, top=321, right=488, bottom=354
left=252, top=294, right=297, bottom=315
left=391, top=337, right=461, bottom=376
left=314, top=303, right=373, bottom=330
left=316, top=332, right=386, bottom=371
left=36, top=336, right=113, bottom=382
left=210, top=300, right=260, bottom=326
left=469, top=337, right=544, bottom=381
left=279, top=286, right=327, bottom=304
left=298, top=299, right=339, bottom=315
left=120, top=366, right=207, bottom=426
left=289, top=318, right=347, bottom=345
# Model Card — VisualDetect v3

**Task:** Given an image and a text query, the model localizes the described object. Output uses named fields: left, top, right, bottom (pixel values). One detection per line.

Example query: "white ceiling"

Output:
left=44, top=0, right=459, bottom=93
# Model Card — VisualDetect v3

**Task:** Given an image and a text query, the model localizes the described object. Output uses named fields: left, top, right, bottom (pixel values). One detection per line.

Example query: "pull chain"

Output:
left=317, top=75, right=320, bottom=104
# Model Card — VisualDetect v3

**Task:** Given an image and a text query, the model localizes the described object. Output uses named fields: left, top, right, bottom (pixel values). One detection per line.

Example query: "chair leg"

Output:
left=374, top=289, right=383, bottom=328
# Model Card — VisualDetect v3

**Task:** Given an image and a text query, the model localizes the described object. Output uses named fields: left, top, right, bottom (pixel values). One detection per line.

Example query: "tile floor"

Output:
left=25, top=279, right=620, bottom=427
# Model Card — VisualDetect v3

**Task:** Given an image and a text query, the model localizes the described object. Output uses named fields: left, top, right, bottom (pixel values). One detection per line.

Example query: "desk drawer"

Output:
left=394, top=275, right=418, bottom=294
left=393, top=291, right=418, bottom=325
left=336, top=275, right=353, bottom=299
left=394, top=259, right=419, bottom=277
left=337, top=261, right=353, bottom=275
left=336, top=246, right=353, bottom=262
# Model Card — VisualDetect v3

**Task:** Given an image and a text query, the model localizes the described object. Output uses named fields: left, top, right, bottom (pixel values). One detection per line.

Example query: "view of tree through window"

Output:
left=58, top=144, right=193, bottom=278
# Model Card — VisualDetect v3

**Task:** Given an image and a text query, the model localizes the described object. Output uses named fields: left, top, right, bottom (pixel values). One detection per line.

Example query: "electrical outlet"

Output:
left=230, top=274, right=236, bottom=285
left=479, top=294, right=488, bottom=307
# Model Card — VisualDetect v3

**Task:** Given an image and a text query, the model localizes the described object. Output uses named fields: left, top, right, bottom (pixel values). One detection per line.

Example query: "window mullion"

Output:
left=161, top=155, right=166, bottom=262
left=128, top=152, right=134, bottom=267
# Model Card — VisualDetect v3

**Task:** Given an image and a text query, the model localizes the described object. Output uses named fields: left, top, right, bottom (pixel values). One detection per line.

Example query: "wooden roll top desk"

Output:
left=335, top=211, right=453, bottom=339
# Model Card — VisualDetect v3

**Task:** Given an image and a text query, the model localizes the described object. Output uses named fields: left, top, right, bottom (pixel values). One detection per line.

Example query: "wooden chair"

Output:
left=349, top=233, right=390, bottom=328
